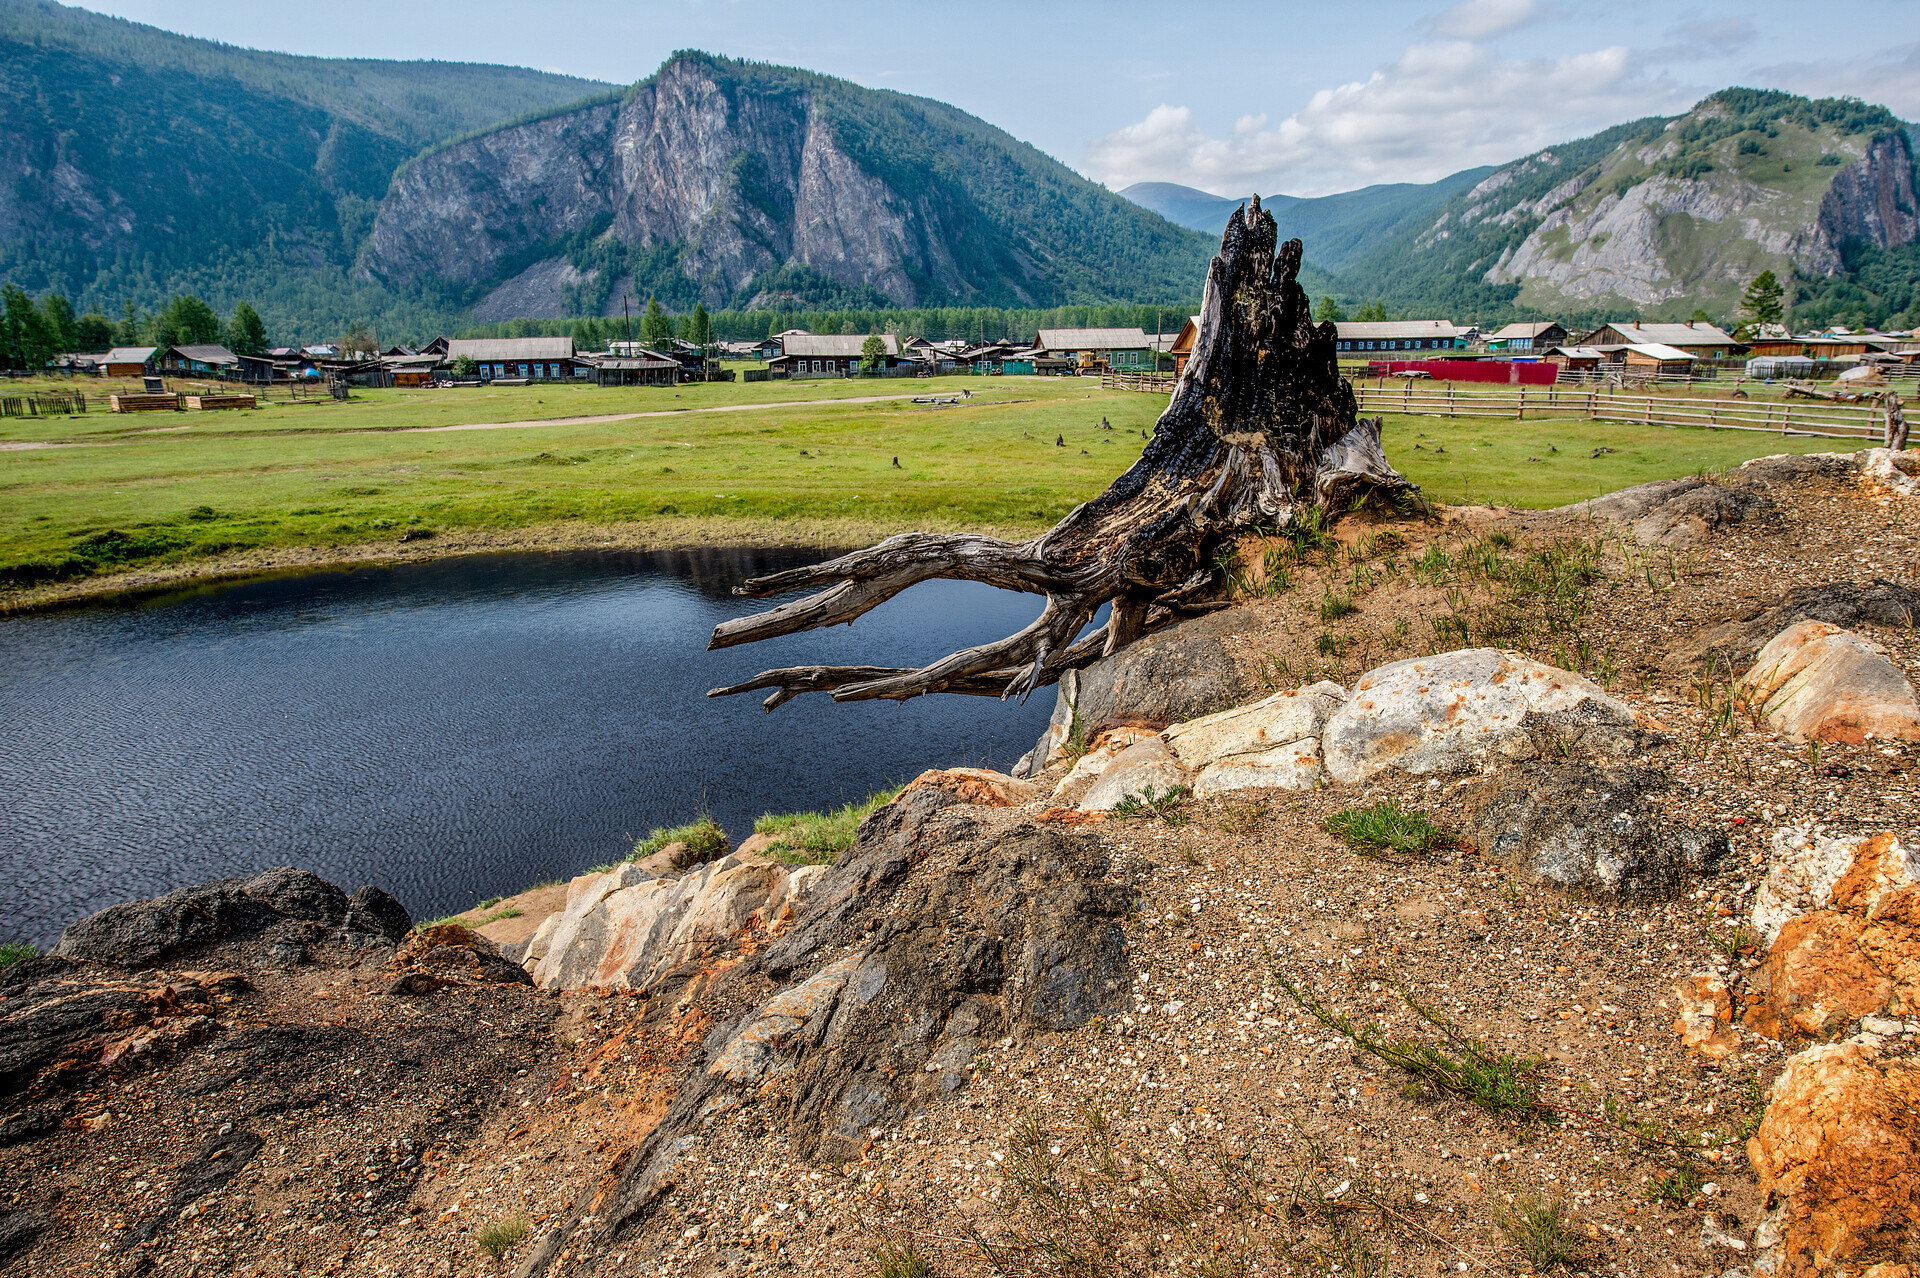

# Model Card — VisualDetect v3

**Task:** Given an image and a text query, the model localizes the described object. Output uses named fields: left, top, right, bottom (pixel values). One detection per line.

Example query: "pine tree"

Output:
left=0, top=285, right=56, bottom=370
left=1741, top=271, right=1785, bottom=327
left=163, top=294, right=223, bottom=346
left=690, top=302, right=712, bottom=348
left=225, top=301, right=268, bottom=357
left=75, top=312, right=115, bottom=351
left=640, top=296, right=673, bottom=349
left=39, top=293, right=77, bottom=353
left=113, top=301, right=141, bottom=347
left=1315, top=296, right=1346, bottom=323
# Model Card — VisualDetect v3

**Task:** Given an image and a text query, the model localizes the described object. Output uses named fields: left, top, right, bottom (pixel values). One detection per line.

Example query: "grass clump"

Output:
left=754, top=788, right=900, bottom=865
left=1647, top=1162, right=1703, bottom=1206
left=630, top=815, right=728, bottom=863
left=1318, top=589, right=1357, bottom=621
left=1277, top=972, right=1552, bottom=1121
left=1109, top=784, right=1190, bottom=824
left=1495, top=1197, right=1581, bottom=1270
left=0, top=941, right=36, bottom=970
left=1325, top=801, right=1448, bottom=857
left=870, top=1234, right=932, bottom=1278
left=475, top=1211, right=531, bottom=1265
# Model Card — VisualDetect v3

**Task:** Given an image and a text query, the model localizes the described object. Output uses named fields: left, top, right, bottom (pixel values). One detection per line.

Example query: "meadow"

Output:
left=0, top=372, right=1852, bottom=603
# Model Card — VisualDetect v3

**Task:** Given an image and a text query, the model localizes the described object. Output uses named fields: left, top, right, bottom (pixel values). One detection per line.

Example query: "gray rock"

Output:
left=0, top=1211, right=46, bottom=1267
left=1560, top=476, right=1770, bottom=546
left=1321, top=649, right=1651, bottom=784
left=52, top=869, right=412, bottom=968
left=1668, top=578, right=1920, bottom=676
left=1461, top=763, right=1728, bottom=900
left=1738, top=620, right=1920, bottom=743
left=1016, top=611, right=1254, bottom=776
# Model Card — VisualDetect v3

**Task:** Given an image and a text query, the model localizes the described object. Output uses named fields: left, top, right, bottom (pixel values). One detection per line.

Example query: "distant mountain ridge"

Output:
left=364, top=52, right=1216, bottom=316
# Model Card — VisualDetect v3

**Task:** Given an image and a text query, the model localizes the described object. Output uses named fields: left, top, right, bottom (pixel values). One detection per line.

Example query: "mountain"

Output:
left=1327, top=89, right=1920, bottom=324
left=1119, top=170, right=1495, bottom=277
left=0, top=0, right=612, bottom=329
left=364, top=53, right=1215, bottom=316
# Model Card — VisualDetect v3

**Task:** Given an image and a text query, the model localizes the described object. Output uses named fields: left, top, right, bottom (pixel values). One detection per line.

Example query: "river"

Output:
left=0, top=549, right=1057, bottom=947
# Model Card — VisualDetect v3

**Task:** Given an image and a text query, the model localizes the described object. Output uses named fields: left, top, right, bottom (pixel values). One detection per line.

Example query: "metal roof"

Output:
left=779, top=334, right=899, bottom=358
left=171, top=344, right=238, bottom=363
left=1593, top=322, right=1736, bottom=346
left=1487, top=322, right=1563, bottom=340
left=1334, top=321, right=1461, bottom=340
left=1034, top=328, right=1151, bottom=351
left=593, top=356, right=681, bottom=370
left=445, top=337, right=576, bottom=361
left=1622, top=343, right=1697, bottom=361
left=103, top=346, right=157, bottom=362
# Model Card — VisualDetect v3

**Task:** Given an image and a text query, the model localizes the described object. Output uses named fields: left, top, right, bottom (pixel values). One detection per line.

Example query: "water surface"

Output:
left=0, top=549, right=1054, bottom=946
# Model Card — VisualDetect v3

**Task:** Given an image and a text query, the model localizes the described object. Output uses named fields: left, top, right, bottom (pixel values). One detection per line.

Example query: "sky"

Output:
left=78, top=0, right=1920, bottom=199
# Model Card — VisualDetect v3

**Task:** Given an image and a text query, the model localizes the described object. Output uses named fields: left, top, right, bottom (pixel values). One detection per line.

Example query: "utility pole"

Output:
left=623, top=294, right=632, bottom=354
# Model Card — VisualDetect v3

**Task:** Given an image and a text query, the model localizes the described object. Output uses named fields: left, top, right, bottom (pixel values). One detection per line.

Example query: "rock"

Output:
left=1863, top=446, right=1920, bottom=497
left=387, top=923, right=532, bottom=989
left=899, top=767, right=1040, bottom=807
left=1047, top=725, right=1167, bottom=805
left=51, top=868, right=412, bottom=968
left=1746, top=1035, right=1920, bottom=1278
left=0, top=1104, right=63, bottom=1147
left=1669, top=578, right=1920, bottom=676
left=0, top=1211, right=46, bottom=1267
left=1164, top=681, right=1347, bottom=795
left=1460, top=763, right=1726, bottom=900
left=1746, top=831, right=1919, bottom=1040
left=1673, top=974, right=1740, bottom=1061
left=1559, top=475, right=1771, bottom=546
left=584, top=786, right=1132, bottom=1245
left=732, top=832, right=781, bottom=859
left=1078, top=737, right=1191, bottom=812
left=1321, top=650, right=1652, bottom=784
left=1754, top=830, right=1916, bottom=946
left=1015, top=612, right=1254, bottom=776
left=1739, top=621, right=1920, bottom=744
left=525, top=857, right=821, bottom=991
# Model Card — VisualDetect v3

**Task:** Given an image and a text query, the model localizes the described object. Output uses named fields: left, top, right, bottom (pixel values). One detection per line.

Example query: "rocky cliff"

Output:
left=363, top=53, right=1212, bottom=315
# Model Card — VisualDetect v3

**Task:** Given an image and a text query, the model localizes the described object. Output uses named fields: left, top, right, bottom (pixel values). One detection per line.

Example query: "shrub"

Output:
left=475, top=1212, right=530, bottom=1265
left=1325, top=801, right=1448, bottom=856
left=0, top=941, right=36, bottom=970
left=1318, top=590, right=1356, bottom=622
left=630, top=815, right=728, bottom=863
left=1494, top=1197, right=1581, bottom=1270
left=753, top=788, right=900, bottom=864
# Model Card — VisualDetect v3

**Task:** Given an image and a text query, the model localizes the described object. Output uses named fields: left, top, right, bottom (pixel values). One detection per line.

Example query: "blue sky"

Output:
left=81, top=0, right=1920, bottom=197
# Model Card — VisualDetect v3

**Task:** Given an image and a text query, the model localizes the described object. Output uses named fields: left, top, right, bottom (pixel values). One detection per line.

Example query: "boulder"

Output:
left=1559, top=475, right=1771, bottom=546
left=1668, top=578, right=1920, bottom=677
left=1863, top=446, right=1920, bottom=497
left=1077, top=737, right=1191, bottom=812
left=1047, top=724, right=1167, bottom=805
left=385, top=923, right=532, bottom=991
left=1746, top=1034, right=1920, bottom=1278
left=1673, top=974, right=1741, bottom=1061
left=52, top=868, right=412, bottom=968
left=525, top=856, right=823, bottom=991
left=1459, top=763, right=1726, bottom=900
left=1164, top=681, right=1346, bottom=798
left=1739, top=621, right=1920, bottom=744
left=1321, top=650, right=1651, bottom=784
left=1014, top=611, right=1254, bottom=776
left=583, top=786, right=1132, bottom=1245
left=1745, top=833, right=1920, bottom=1041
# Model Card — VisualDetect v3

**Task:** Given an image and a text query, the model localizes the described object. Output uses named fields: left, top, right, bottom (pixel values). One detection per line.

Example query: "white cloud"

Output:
left=1422, top=0, right=1540, bottom=40
left=1746, top=41, right=1920, bottom=118
left=1086, top=40, right=1686, bottom=197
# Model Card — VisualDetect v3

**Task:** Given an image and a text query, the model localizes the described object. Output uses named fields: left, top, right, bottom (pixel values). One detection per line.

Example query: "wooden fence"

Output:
left=1100, top=371, right=1177, bottom=392
left=1351, top=383, right=1884, bottom=438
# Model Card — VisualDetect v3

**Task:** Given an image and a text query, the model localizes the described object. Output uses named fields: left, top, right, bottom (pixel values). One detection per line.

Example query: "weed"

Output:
left=1488, top=530, right=1516, bottom=549
left=631, top=815, right=728, bottom=863
left=1325, top=802, right=1448, bottom=857
left=1709, top=924, right=1756, bottom=958
left=1316, top=631, right=1350, bottom=657
left=1319, top=590, right=1357, bottom=622
left=0, top=941, right=35, bottom=970
left=1372, top=529, right=1407, bottom=553
left=1390, top=617, right=1411, bottom=641
left=871, top=1233, right=932, bottom=1278
left=1647, top=1162, right=1703, bottom=1206
left=1219, top=801, right=1268, bottom=834
left=1064, top=706, right=1091, bottom=763
left=1283, top=505, right=1334, bottom=555
left=1806, top=739, right=1822, bottom=776
left=1415, top=544, right=1452, bottom=584
left=1494, top=1197, right=1581, bottom=1270
left=475, top=1212, right=530, bottom=1266
left=1111, top=784, right=1191, bottom=825
left=1277, top=973, right=1552, bottom=1121
left=755, top=788, right=902, bottom=864
left=1432, top=613, right=1471, bottom=647
left=1734, top=1075, right=1770, bottom=1140
left=1261, top=545, right=1295, bottom=595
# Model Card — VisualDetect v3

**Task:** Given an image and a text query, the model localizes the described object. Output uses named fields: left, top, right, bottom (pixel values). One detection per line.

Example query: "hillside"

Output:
left=1326, top=89, right=1920, bottom=324
left=0, top=0, right=612, bottom=333
left=364, top=52, right=1217, bottom=316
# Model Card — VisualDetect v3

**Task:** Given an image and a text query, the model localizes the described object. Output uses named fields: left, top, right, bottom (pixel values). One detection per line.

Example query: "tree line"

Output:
left=0, top=286, right=271, bottom=371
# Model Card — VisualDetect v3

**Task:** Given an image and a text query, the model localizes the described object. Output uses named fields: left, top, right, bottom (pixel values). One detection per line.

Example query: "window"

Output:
left=518, top=364, right=529, bottom=377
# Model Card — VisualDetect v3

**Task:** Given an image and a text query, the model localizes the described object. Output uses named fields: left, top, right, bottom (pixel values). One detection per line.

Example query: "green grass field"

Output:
left=0, top=373, right=1855, bottom=600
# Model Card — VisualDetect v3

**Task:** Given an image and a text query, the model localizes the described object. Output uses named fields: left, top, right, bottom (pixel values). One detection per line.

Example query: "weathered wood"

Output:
left=707, top=199, right=1417, bottom=711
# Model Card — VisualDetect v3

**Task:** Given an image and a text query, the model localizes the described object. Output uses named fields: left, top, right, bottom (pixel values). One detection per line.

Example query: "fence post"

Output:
left=1782, top=404, right=1791, bottom=436
left=1517, top=387, right=1525, bottom=420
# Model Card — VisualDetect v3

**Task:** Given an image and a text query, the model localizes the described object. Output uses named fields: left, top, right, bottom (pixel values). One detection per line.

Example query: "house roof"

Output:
left=1548, top=346, right=1609, bottom=359
left=1593, top=322, right=1736, bottom=347
left=104, top=346, right=157, bottom=363
left=1334, top=321, right=1462, bottom=340
left=1623, top=343, right=1697, bottom=361
left=779, top=334, right=899, bottom=357
left=445, top=337, right=575, bottom=361
left=1034, top=328, right=1151, bottom=351
left=593, top=356, right=681, bottom=370
left=170, top=344, right=238, bottom=364
left=1488, top=322, right=1563, bottom=340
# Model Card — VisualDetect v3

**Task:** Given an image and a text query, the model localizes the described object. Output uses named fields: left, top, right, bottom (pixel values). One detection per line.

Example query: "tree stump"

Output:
left=708, top=198, right=1418, bottom=711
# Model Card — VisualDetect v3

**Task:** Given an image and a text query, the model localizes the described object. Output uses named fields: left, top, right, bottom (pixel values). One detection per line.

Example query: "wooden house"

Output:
left=1332, top=321, right=1463, bottom=354
left=1545, top=345, right=1607, bottom=372
left=592, top=354, right=681, bottom=386
left=768, top=334, right=901, bottom=376
left=1579, top=322, right=1738, bottom=359
left=443, top=337, right=589, bottom=382
left=1621, top=343, right=1697, bottom=376
left=1169, top=316, right=1202, bottom=376
left=160, top=344, right=240, bottom=376
left=1031, top=328, right=1154, bottom=372
left=102, top=346, right=159, bottom=377
left=1485, top=322, right=1568, bottom=353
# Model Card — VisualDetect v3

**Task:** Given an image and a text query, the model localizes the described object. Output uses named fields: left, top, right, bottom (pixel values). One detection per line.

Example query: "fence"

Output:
left=0, top=391, right=88, bottom=417
left=1100, top=371, right=1177, bottom=392
left=1350, top=383, right=1886, bottom=439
